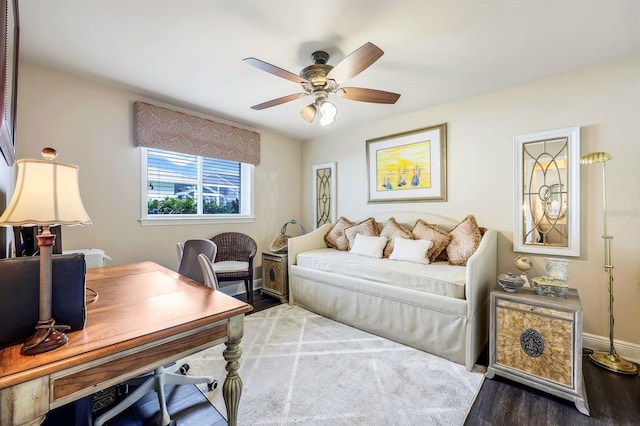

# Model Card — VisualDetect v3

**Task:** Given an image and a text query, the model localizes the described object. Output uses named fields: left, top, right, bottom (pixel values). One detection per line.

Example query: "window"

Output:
left=140, top=148, right=254, bottom=225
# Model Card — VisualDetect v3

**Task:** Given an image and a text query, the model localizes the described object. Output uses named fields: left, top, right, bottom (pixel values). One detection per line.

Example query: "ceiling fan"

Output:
left=243, top=42, right=400, bottom=126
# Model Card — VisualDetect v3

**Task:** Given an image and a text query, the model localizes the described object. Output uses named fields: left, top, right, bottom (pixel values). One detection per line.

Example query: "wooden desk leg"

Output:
left=223, top=340, right=242, bottom=426
left=223, top=315, right=244, bottom=426
left=1, top=377, right=49, bottom=426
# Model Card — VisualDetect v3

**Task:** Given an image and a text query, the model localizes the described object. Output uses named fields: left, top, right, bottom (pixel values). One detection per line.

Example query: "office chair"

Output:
left=94, top=239, right=218, bottom=426
left=210, top=232, right=257, bottom=305
left=176, top=238, right=219, bottom=287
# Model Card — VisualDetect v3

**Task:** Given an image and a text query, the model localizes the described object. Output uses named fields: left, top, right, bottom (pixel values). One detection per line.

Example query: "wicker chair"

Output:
left=210, top=232, right=257, bottom=305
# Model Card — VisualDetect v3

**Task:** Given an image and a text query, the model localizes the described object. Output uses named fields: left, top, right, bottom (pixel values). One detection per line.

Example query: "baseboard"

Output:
left=582, top=333, right=640, bottom=364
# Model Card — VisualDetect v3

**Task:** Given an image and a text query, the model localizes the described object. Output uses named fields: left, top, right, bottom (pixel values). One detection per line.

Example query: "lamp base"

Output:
left=588, top=351, right=638, bottom=375
left=20, top=319, right=69, bottom=355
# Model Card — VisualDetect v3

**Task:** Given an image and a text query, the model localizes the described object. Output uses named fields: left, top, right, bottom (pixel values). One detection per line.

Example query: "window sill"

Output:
left=139, top=215, right=255, bottom=226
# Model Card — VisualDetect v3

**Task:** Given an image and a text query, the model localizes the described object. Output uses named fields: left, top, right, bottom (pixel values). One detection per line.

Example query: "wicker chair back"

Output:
left=210, top=232, right=257, bottom=304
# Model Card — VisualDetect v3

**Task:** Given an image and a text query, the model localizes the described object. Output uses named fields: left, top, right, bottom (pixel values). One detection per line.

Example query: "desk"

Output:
left=0, top=261, right=252, bottom=426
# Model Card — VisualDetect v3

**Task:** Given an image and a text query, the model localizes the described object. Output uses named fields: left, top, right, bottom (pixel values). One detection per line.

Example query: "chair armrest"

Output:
left=176, top=242, right=184, bottom=261
left=198, top=254, right=219, bottom=290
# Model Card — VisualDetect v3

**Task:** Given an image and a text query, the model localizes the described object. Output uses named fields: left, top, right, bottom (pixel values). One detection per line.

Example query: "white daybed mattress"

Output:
left=296, top=248, right=467, bottom=299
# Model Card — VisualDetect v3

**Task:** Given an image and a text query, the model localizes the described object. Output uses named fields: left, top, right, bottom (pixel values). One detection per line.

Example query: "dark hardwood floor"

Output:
left=235, top=288, right=282, bottom=314
left=468, top=346, right=640, bottom=425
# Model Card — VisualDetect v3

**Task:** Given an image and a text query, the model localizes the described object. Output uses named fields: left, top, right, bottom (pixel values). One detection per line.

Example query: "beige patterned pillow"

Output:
left=380, top=217, right=413, bottom=258
left=411, top=219, right=451, bottom=262
left=344, top=217, right=379, bottom=250
left=324, top=217, right=355, bottom=251
left=446, top=215, right=483, bottom=266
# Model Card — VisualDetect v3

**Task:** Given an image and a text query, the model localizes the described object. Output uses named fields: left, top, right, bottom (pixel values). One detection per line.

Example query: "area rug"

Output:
left=181, top=304, right=485, bottom=425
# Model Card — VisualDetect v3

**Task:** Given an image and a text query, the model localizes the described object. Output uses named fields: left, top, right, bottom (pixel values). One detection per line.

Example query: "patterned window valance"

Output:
left=134, top=101, right=260, bottom=165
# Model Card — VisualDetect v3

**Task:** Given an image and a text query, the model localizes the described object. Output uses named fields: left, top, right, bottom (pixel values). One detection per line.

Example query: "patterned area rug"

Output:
left=182, top=304, right=485, bottom=425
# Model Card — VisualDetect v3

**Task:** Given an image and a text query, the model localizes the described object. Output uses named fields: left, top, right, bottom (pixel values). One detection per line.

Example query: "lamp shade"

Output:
left=0, top=158, right=92, bottom=226
left=579, top=151, right=612, bottom=165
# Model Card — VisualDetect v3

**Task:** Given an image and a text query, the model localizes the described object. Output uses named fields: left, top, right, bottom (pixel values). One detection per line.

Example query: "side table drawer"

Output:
left=262, top=252, right=288, bottom=303
left=263, top=256, right=285, bottom=292
left=496, top=301, right=575, bottom=388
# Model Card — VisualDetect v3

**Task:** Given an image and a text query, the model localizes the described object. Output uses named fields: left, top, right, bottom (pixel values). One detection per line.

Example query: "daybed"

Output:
left=288, top=212, right=497, bottom=371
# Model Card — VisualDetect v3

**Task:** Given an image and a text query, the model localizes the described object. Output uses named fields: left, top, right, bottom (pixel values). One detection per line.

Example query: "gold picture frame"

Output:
left=367, top=123, right=447, bottom=203
left=0, top=0, right=18, bottom=166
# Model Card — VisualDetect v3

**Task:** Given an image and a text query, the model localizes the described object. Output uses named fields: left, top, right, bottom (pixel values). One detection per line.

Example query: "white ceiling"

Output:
left=18, top=0, right=640, bottom=141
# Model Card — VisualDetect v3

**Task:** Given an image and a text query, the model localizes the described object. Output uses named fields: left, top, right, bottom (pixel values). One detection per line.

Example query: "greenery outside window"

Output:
left=140, top=148, right=254, bottom=225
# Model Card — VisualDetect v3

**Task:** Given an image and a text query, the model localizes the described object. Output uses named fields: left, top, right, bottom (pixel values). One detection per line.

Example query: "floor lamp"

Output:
left=0, top=148, right=92, bottom=355
left=580, top=151, right=637, bottom=375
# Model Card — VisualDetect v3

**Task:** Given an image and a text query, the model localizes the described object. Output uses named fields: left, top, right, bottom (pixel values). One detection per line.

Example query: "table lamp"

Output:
left=0, top=148, right=92, bottom=355
left=579, top=151, right=637, bottom=375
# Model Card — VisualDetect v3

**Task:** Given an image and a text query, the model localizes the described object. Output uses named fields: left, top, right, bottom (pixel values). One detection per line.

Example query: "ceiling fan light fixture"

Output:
left=317, top=99, right=337, bottom=126
left=318, top=100, right=337, bottom=119
left=299, top=104, right=317, bottom=123
left=319, top=116, right=335, bottom=126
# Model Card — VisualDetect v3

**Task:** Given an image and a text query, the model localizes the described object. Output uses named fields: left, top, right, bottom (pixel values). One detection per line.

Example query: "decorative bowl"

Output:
left=532, top=276, right=568, bottom=298
left=497, top=273, right=526, bottom=293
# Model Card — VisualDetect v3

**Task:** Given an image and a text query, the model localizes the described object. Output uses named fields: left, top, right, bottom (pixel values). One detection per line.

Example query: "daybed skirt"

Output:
left=290, top=265, right=472, bottom=366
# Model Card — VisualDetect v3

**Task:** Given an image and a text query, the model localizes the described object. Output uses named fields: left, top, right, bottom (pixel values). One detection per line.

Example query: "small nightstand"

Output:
left=261, top=252, right=288, bottom=303
left=486, top=286, right=589, bottom=415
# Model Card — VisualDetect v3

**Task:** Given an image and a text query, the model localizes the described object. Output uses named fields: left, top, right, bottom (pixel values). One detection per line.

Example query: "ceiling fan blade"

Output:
left=339, top=87, right=401, bottom=104
left=243, top=57, right=309, bottom=84
left=299, top=104, right=317, bottom=123
left=327, top=42, right=384, bottom=83
left=250, top=93, right=308, bottom=110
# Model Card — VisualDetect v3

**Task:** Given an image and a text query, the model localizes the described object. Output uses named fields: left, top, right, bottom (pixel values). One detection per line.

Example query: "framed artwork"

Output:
left=367, top=123, right=447, bottom=203
left=312, top=162, right=336, bottom=229
left=0, top=0, right=18, bottom=166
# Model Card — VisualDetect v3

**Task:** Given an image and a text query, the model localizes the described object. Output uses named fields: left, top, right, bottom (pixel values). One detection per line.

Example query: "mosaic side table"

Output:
left=486, top=286, right=589, bottom=415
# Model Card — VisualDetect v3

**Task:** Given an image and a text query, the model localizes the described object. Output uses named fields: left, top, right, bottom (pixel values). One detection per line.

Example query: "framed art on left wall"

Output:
left=312, top=162, right=336, bottom=229
left=0, top=0, right=18, bottom=166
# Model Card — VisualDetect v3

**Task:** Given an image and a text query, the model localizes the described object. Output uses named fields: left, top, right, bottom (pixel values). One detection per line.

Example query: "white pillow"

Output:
left=389, top=237, right=433, bottom=264
left=349, top=234, right=388, bottom=259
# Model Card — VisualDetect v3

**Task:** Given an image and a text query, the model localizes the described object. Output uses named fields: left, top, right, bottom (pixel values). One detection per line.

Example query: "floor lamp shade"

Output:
left=0, top=150, right=92, bottom=355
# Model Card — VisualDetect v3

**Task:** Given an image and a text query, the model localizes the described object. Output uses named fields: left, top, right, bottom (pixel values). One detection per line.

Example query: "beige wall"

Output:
left=14, top=64, right=302, bottom=274
left=301, top=55, right=640, bottom=346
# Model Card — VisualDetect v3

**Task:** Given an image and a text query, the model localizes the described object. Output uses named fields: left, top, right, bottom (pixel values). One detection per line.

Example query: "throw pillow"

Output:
left=411, top=219, right=451, bottom=262
left=389, top=237, right=433, bottom=264
left=349, top=234, right=388, bottom=259
left=446, top=215, right=483, bottom=266
left=344, top=217, right=378, bottom=249
left=324, top=217, right=355, bottom=251
left=379, top=217, right=413, bottom=258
